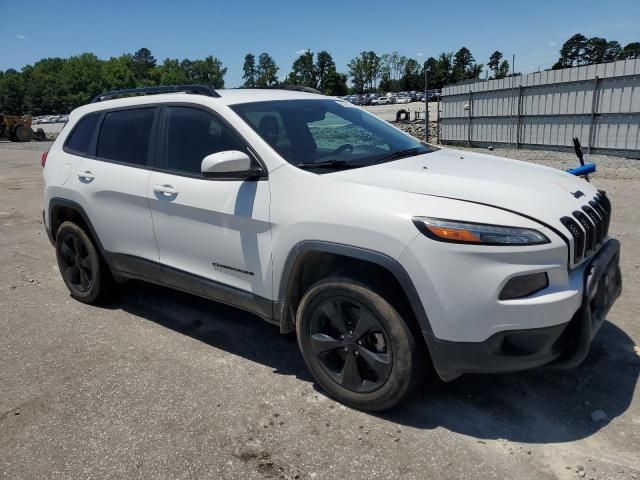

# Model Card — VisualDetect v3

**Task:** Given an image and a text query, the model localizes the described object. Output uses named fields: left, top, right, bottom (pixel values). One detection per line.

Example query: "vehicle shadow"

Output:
left=384, top=320, right=640, bottom=444
left=108, top=280, right=639, bottom=444
left=111, top=280, right=313, bottom=381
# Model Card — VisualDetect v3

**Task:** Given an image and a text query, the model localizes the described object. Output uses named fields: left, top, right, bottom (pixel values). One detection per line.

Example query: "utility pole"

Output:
left=424, top=69, right=429, bottom=143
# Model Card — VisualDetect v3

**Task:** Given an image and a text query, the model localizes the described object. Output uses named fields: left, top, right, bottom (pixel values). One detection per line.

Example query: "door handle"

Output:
left=77, top=171, right=95, bottom=181
left=153, top=185, right=179, bottom=196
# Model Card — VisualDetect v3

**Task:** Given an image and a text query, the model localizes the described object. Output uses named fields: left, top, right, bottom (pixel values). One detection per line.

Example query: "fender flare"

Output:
left=48, top=197, right=112, bottom=266
left=276, top=240, right=435, bottom=340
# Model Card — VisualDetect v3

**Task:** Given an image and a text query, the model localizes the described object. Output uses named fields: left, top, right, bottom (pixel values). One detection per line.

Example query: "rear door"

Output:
left=70, top=106, right=161, bottom=277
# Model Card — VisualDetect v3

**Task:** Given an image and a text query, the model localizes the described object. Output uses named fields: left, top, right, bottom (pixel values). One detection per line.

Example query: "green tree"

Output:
left=131, top=47, right=156, bottom=82
left=621, top=42, right=640, bottom=59
left=401, top=58, right=421, bottom=90
left=316, top=51, right=335, bottom=93
left=0, top=69, right=25, bottom=114
left=242, top=53, right=256, bottom=88
left=423, top=53, right=453, bottom=89
left=452, top=47, right=482, bottom=82
left=287, top=50, right=317, bottom=87
left=186, top=56, right=226, bottom=88
left=488, top=51, right=503, bottom=78
left=603, top=41, right=622, bottom=62
left=60, top=53, right=104, bottom=109
left=553, top=34, right=588, bottom=69
left=256, top=53, right=279, bottom=87
left=347, top=52, right=372, bottom=93
left=158, top=58, right=189, bottom=85
left=22, top=58, right=68, bottom=115
left=496, top=60, right=510, bottom=79
left=584, top=37, right=620, bottom=64
left=348, top=51, right=380, bottom=92
left=323, top=71, right=348, bottom=96
left=101, top=55, right=136, bottom=90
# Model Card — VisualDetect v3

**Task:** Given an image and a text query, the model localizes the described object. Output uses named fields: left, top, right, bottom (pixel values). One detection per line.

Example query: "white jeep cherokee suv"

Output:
left=42, top=85, right=622, bottom=411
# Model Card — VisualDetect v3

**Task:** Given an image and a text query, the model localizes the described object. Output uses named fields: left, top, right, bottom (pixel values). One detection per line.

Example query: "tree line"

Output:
left=552, top=34, right=639, bottom=69
left=0, top=48, right=226, bottom=116
left=1, top=33, right=638, bottom=115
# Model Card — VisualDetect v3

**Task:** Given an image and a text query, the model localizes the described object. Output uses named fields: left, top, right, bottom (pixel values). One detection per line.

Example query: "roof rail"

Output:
left=274, top=85, right=323, bottom=95
left=90, top=84, right=220, bottom=103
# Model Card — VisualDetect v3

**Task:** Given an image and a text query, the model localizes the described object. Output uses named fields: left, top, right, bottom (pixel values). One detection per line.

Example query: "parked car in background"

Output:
left=396, top=96, right=411, bottom=104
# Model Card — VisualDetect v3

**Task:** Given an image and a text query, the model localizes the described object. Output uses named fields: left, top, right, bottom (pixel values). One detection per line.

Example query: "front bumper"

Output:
left=427, top=239, right=622, bottom=381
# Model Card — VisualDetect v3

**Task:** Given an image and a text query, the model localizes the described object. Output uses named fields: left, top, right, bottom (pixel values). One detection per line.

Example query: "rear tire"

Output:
left=55, top=221, right=115, bottom=303
left=296, top=277, right=423, bottom=411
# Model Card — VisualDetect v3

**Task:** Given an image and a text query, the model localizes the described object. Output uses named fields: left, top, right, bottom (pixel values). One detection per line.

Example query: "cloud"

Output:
left=549, top=42, right=556, bottom=47
left=295, top=49, right=307, bottom=55
left=417, top=52, right=424, bottom=57
left=16, top=34, right=26, bottom=40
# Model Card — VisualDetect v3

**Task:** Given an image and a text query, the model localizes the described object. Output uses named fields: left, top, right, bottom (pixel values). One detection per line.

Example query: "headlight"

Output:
left=412, top=217, right=550, bottom=245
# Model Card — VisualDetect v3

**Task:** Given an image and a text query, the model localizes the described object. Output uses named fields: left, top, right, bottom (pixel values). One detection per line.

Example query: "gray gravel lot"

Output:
left=1, top=140, right=639, bottom=479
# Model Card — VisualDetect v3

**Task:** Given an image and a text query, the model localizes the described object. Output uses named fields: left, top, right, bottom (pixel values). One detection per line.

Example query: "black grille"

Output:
left=560, top=217, right=584, bottom=264
left=560, top=191, right=612, bottom=265
left=573, top=211, right=595, bottom=255
left=594, top=191, right=611, bottom=237
left=582, top=205, right=604, bottom=245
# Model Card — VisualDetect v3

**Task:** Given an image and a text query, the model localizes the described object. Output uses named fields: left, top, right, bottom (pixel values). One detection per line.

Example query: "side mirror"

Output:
left=201, top=150, right=263, bottom=179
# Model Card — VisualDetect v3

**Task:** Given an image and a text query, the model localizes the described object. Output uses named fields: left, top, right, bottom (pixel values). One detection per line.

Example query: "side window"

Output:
left=96, top=108, right=155, bottom=166
left=165, top=106, right=246, bottom=175
left=65, top=113, right=99, bottom=155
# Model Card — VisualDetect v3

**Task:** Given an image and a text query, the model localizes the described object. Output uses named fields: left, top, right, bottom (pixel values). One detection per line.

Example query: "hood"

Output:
left=329, top=148, right=599, bottom=229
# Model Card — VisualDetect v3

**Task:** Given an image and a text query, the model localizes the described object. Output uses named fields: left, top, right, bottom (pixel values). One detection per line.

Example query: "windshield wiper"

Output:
left=297, top=159, right=359, bottom=170
left=372, top=148, right=425, bottom=165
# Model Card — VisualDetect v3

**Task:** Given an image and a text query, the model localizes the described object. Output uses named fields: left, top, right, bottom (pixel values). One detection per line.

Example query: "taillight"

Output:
left=41, top=151, right=48, bottom=168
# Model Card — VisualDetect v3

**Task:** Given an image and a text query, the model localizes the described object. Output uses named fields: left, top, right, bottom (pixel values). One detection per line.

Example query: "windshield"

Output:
left=231, top=99, right=431, bottom=171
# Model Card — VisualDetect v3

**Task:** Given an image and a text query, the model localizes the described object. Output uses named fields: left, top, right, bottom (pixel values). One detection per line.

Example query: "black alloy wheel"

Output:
left=59, top=232, right=93, bottom=292
left=309, top=296, right=392, bottom=393
left=297, top=277, right=423, bottom=411
left=55, top=221, right=114, bottom=303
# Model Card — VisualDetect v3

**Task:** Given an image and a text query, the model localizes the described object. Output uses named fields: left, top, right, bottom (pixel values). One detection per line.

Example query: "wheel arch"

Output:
left=48, top=198, right=109, bottom=261
left=276, top=241, right=435, bottom=342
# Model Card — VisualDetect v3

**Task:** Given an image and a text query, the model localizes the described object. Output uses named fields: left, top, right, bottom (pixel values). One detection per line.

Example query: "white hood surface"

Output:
left=330, top=148, right=599, bottom=229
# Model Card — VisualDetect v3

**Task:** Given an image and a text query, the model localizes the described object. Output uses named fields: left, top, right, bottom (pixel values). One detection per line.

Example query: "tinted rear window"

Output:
left=65, top=114, right=99, bottom=154
left=96, top=108, right=155, bottom=166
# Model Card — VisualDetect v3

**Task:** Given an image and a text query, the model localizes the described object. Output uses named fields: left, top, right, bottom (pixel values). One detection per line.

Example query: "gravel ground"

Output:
left=459, top=147, right=640, bottom=181
left=391, top=122, right=640, bottom=181
left=1, top=141, right=639, bottom=479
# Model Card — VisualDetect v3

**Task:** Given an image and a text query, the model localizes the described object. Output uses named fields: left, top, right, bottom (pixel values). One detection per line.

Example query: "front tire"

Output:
left=55, top=221, right=114, bottom=303
left=296, top=277, right=423, bottom=411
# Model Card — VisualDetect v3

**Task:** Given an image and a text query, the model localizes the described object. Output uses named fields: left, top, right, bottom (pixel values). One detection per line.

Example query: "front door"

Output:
left=147, top=105, right=272, bottom=302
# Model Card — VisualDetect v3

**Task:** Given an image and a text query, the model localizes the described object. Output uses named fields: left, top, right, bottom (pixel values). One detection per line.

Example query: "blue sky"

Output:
left=2, top=0, right=639, bottom=87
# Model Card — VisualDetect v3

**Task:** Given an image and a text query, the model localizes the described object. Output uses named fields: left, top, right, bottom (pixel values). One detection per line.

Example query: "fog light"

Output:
left=499, top=272, right=548, bottom=300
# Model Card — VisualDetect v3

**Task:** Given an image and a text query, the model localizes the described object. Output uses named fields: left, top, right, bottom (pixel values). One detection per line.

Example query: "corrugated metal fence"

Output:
left=439, top=59, right=640, bottom=157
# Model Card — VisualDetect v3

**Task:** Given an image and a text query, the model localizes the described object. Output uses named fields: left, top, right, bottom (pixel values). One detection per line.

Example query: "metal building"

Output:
left=439, top=59, right=640, bottom=157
